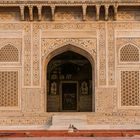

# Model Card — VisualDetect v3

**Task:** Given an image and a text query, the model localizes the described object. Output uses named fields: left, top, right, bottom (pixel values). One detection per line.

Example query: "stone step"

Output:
left=51, top=115, right=87, bottom=126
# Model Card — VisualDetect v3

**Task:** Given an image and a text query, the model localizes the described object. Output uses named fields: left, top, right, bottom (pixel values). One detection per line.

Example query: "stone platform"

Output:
left=49, top=115, right=87, bottom=130
left=48, top=115, right=140, bottom=130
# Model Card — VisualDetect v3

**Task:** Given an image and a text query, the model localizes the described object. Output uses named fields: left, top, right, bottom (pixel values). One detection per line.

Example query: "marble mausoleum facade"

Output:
left=0, top=0, right=140, bottom=130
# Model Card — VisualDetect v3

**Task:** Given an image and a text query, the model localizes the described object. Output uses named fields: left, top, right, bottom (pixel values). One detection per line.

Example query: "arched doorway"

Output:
left=46, top=50, right=94, bottom=112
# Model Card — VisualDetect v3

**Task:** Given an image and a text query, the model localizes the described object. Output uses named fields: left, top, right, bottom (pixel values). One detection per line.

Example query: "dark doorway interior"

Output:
left=47, top=51, right=93, bottom=112
left=62, top=82, right=77, bottom=111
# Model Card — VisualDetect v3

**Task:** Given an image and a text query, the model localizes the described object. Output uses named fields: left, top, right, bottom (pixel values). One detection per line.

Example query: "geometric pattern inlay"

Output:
left=120, top=44, right=139, bottom=62
left=107, top=23, right=115, bottom=85
left=32, top=24, right=40, bottom=86
left=0, top=23, right=31, bottom=86
left=23, top=24, right=32, bottom=86
left=0, top=44, right=19, bottom=62
left=121, top=71, right=139, bottom=106
left=98, top=23, right=106, bottom=86
left=0, top=71, right=18, bottom=107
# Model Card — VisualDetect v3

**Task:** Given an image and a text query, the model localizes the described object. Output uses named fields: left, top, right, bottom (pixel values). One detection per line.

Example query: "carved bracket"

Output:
left=29, top=5, right=33, bottom=21
left=82, top=5, right=87, bottom=21
left=95, top=5, right=100, bottom=21
left=20, top=6, right=25, bottom=21
left=114, top=3, right=118, bottom=20
left=37, top=5, right=42, bottom=21
left=51, top=5, right=55, bottom=21
left=105, top=5, right=109, bottom=21
left=18, top=4, right=119, bottom=21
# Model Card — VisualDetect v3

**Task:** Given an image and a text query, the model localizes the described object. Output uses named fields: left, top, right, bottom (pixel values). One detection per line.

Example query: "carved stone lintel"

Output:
left=114, top=4, right=118, bottom=20
left=95, top=5, right=100, bottom=21
left=82, top=5, right=87, bottom=21
left=51, top=5, right=55, bottom=21
left=20, top=6, right=25, bottom=21
left=29, top=6, right=33, bottom=21
left=37, top=6, right=42, bottom=21
left=105, top=5, right=109, bottom=21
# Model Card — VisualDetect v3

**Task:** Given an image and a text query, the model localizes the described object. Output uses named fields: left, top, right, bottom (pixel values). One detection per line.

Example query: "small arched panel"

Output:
left=120, top=44, right=139, bottom=62
left=0, top=44, right=19, bottom=62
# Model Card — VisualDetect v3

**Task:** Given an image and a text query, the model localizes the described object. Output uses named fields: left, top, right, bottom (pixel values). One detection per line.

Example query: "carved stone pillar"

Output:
left=51, top=5, right=55, bottom=21
left=114, top=4, right=118, bottom=20
left=29, top=6, right=33, bottom=21
left=105, top=5, right=109, bottom=21
left=82, top=5, right=87, bottom=21
left=95, top=5, right=100, bottom=21
left=20, top=6, right=25, bottom=21
left=37, top=5, right=42, bottom=21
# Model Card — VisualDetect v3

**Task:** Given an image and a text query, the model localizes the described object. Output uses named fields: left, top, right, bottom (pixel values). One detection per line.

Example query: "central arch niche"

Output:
left=47, top=51, right=94, bottom=112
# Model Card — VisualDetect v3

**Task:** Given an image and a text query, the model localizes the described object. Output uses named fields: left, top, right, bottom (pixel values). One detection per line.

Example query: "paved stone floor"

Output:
left=0, top=137, right=140, bottom=140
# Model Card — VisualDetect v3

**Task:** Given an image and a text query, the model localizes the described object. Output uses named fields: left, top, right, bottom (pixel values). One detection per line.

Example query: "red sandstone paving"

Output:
left=0, top=137, right=140, bottom=140
left=0, top=130, right=140, bottom=139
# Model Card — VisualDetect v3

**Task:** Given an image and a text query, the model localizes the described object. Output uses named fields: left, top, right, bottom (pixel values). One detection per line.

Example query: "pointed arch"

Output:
left=43, top=43, right=95, bottom=66
left=42, top=44, right=96, bottom=112
left=0, top=44, right=19, bottom=62
left=119, top=43, right=139, bottom=62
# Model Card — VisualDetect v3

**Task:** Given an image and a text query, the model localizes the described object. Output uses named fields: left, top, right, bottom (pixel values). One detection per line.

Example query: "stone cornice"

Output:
left=0, top=0, right=140, bottom=6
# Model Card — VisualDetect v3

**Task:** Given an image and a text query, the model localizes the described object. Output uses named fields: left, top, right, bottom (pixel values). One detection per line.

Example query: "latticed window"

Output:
left=121, top=71, right=140, bottom=106
left=120, top=44, right=139, bottom=62
left=0, top=71, right=18, bottom=107
left=0, top=44, right=19, bottom=62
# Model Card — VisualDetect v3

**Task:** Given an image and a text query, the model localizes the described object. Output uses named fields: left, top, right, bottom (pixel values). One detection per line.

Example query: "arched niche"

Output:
left=0, top=44, right=19, bottom=62
left=42, top=44, right=96, bottom=112
left=119, top=43, right=139, bottom=62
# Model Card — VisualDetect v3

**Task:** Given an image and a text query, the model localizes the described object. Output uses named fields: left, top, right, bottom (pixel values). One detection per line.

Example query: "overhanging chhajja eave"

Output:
left=0, top=0, right=139, bottom=21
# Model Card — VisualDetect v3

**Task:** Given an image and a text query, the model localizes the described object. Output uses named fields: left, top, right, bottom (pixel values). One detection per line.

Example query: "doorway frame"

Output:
left=42, top=44, right=96, bottom=112
left=60, top=81, right=78, bottom=112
